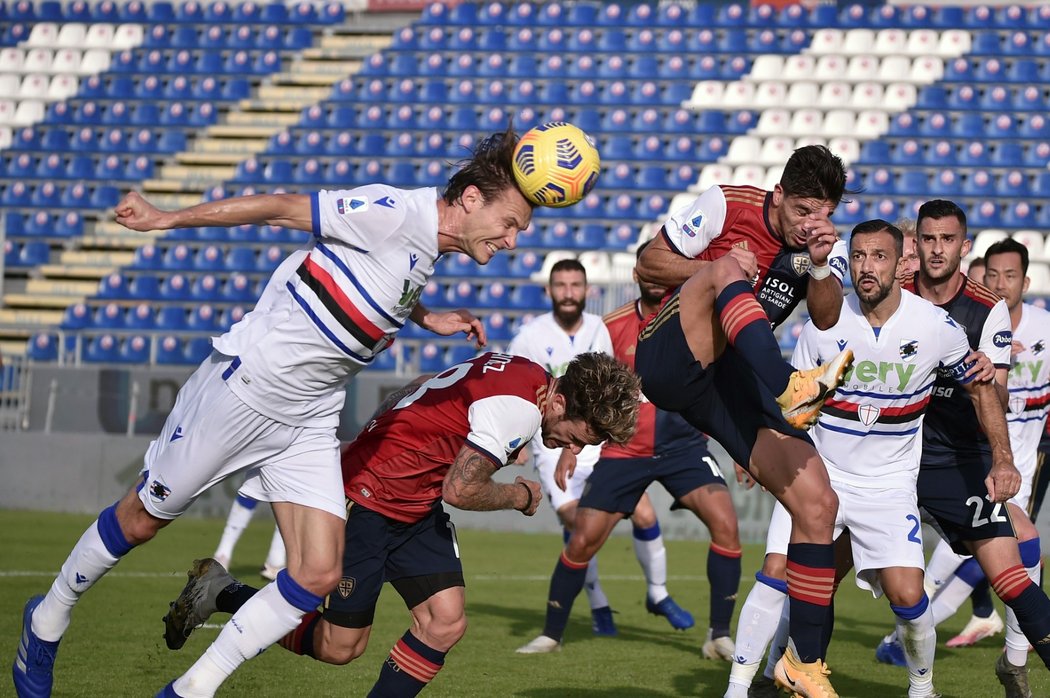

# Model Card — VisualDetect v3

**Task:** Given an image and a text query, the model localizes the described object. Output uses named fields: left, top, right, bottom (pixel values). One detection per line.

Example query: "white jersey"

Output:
left=213, top=184, right=440, bottom=428
left=507, top=312, right=613, bottom=471
left=1007, top=303, right=1050, bottom=484
left=792, top=291, right=972, bottom=489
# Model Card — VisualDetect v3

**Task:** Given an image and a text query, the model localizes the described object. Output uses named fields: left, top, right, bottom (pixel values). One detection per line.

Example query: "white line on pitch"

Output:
left=0, top=570, right=711, bottom=582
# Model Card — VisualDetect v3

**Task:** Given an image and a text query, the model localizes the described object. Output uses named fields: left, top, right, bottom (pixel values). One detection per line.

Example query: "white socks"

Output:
left=264, top=525, right=287, bottom=570
left=632, top=529, right=668, bottom=603
left=725, top=577, right=787, bottom=696
left=584, top=556, right=610, bottom=610
left=213, top=498, right=256, bottom=564
left=897, top=605, right=936, bottom=697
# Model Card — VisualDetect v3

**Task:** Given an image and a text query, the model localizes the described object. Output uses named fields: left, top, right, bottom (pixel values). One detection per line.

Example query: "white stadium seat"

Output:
left=84, top=23, right=116, bottom=48
left=610, top=253, right=637, bottom=283
left=47, top=74, right=78, bottom=100
left=113, top=24, right=145, bottom=50
left=783, top=54, right=816, bottom=81
left=763, top=165, right=784, bottom=190
left=843, top=28, right=876, bottom=54
left=12, top=99, right=44, bottom=126
left=577, top=251, right=611, bottom=283
left=822, top=110, right=857, bottom=137
left=938, top=29, right=972, bottom=57
left=909, top=56, right=944, bottom=83
left=877, top=55, right=913, bottom=83
left=17, top=74, right=49, bottom=100
left=0, top=125, right=11, bottom=150
left=759, top=136, right=795, bottom=165
left=0, top=99, right=15, bottom=126
left=731, top=165, right=766, bottom=187
left=808, top=28, right=844, bottom=55
left=827, top=137, right=861, bottom=165
left=814, top=55, right=847, bottom=82
left=1013, top=230, right=1046, bottom=262
left=755, top=109, right=792, bottom=136
left=846, top=55, right=880, bottom=82
left=23, top=48, right=53, bottom=74
left=1027, top=263, right=1050, bottom=294
left=686, top=80, right=724, bottom=109
left=906, top=30, right=940, bottom=56
left=883, top=83, right=918, bottom=111
left=850, top=82, right=885, bottom=110
left=749, top=55, right=785, bottom=82
left=696, top=164, right=733, bottom=193
left=80, top=49, right=112, bottom=75
left=51, top=49, right=81, bottom=75
left=56, top=23, right=88, bottom=48
left=855, top=110, right=890, bottom=138
left=754, top=81, right=788, bottom=108
left=723, top=136, right=762, bottom=165
left=0, top=48, right=23, bottom=73
left=788, top=108, right=824, bottom=137
left=0, top=74, right=19, bottom=98
left=818, top=82, right=852, bottom=109
left=794, top=135, right=827, bottom=149
left=785, top=82, right=819, bottom=109
left=873, top=29, right=907, bottom=56
left=722, top=81, right=757, bottom=109
left=26, top=22, right=57, bottom=47
left=971, top=229, right=1008, bottom=258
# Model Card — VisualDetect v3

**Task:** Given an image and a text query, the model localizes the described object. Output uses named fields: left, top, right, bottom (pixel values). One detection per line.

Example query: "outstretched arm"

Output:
left=115, top=191, right=313, bottom=233
left=442, top=445, right=541, bottom=515
left=410, top=304, right=487, bottom=348
left=635, top=232, right=706, bottom=288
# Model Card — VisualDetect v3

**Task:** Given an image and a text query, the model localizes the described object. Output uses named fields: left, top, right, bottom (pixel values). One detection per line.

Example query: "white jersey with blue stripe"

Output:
left=1007, top=303, right=1050, bottom=480
left=213, top=184, right=439, bottom=427
left=507, top=312, right=613, bottom=471
left=792, top=290, right=972, bottom=489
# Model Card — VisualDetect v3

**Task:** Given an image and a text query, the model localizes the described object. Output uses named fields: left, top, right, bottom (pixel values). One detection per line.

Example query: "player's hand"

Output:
left=734, top=462, right=757, bottom=490
left=963, top=350, right=995, bottom=382
left=554, top=449, right=577, bottom=492
left=423, top=309, right=487, bottom=349
left=727, top=246, right=758, bottom=282
left=804, top=217, right=839, bottom=267
left=894, top=260, right=912, bottom=287
left=514, top=475, right=542, bottom=516
left=513, top=446, right=531, bottom=466
left=985, top=462, right=1021, bottom=502
left=114, top=191, right=170, bottom=232
left=1011, top=340, right=1025, bottom=357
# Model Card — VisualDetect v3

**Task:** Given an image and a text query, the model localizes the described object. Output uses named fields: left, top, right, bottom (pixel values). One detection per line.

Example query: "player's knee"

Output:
left=116, top=496, right=166, bottom=545
left=630, top=507, right=656, bottom=530
left=565, top=534, right=599, bottom=562
left=423, top=611, right=468, bottom=651
left=708, top=513, right=740, bottom=548
left=886, top=584, right=925, bottom=609
left=315, top=635, right=367, bottom=665
left=761, top=553, right=787, bottom=579
left=287, top=563, right=342, bottom=598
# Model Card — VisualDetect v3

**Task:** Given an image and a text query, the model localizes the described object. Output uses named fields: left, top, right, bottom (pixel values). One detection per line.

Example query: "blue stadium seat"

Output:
left=93, top=303, right=126, bottom=330
left=932, top=170, right=963, bottom=197
left=508, top=251, right=543, bottom=278
left=996, top=170, right=1030, bottom=198
left=418, top=343, right=447, bottom=372
left=477, top=282, right=510, bottom=309
left=969, top=201, right=1003, bottom=228
left=1033, top=172, right=1050, bottom=197
left=446, top=346, right=477, bottom=366
left=919, top=113, right=952, bottom=138
left=992, top=142, right=1024, bottom=167
left=26, top=332, right=59, bottom=362
left=97, top=273, right=129, bottom=299
left=925, top=140, right=957, bottom=167
left=185, top=337, right=213, bottom=364
left=953, top=113, right=985, bottom=138
left=52, top=211, right=82, bottom=238
left=1023, top=142, right=1050, bottom=167
left=160, top=273, right=192, bottom=301
left=1003, top=201, right=1036, bottom=228
left=154, top=306, right=187, bottom=332
left=512, top=285, right=548, bottom=311
left=191, top=274, right=222, bottom=301
left=84, top=334, right=121, bottom=363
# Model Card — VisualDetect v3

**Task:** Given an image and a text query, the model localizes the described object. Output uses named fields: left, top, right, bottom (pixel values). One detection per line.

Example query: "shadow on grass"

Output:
left=466, top=600, right=701, bottom=654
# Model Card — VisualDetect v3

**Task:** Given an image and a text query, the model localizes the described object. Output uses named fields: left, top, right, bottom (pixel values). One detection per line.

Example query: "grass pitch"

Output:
left=2, top=510, right=1047, bottom=697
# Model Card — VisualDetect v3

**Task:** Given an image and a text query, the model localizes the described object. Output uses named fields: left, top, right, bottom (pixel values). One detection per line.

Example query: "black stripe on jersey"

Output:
left=295, top=262, right=379, bottom=350
left=822, top=403, right=922, bottom=425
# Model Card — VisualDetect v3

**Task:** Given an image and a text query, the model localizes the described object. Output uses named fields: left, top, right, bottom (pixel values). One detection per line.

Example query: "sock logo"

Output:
left=918, top=668, right=929, bottom=675
left=75, top=572, right=88, bottom=585
left=386, top=657, right=402, bottom=672
left=547, top=601, right=563, bottom=610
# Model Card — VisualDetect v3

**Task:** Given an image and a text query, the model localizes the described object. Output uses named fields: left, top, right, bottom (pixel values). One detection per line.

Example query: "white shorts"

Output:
left=138, top=353, right=345, bottom=521
left=1008, top=452, right=1038, bottom=513
left=533, top=443, right=599, bottom=512
left=765, top=481, right=925, bottom=598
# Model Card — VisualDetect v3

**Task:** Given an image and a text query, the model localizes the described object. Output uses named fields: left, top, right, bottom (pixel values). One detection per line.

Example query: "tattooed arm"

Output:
left=442, top=445, right=542, bottom=515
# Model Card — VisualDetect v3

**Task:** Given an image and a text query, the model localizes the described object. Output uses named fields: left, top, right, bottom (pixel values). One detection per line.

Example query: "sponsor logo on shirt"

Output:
left=829, top=256, right=848, bottom=277
left=1009, top=396, right=1027, bottom=415
left=993, top=331, right=1013, bottom=348
left=336, top=196, right=368, bottom=215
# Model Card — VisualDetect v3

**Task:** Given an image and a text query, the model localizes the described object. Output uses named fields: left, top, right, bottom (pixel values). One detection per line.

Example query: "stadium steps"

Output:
left=0, top=308, right=64, bottom=325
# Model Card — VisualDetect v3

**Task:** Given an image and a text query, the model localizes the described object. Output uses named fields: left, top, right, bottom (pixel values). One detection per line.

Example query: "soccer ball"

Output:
left=512, top=122, right=601, bottom=208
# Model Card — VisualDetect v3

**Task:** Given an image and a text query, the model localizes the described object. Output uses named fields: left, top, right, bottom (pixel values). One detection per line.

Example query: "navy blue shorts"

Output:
left=580, top=450, right=726, bottom=515
left=635, top=291, right=810, bottom=469
left=918, top=453, right=1016, bottom=555
left=322, top=502, right=464, bottom=629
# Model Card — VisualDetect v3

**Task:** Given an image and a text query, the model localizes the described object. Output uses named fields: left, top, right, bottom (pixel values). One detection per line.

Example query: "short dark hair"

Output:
left=779, top=145, right=850, bottom=205
left=550, top=258, right=586, bottom=283
left=443, top=123, right=529, bottom=207
left=850, top=219, right=903, bottom=257
left=559, top=353, right=640, bottom=444
left=916, top=199, right=967, bottom=234
left=985, top=238, right=1030, bottom=275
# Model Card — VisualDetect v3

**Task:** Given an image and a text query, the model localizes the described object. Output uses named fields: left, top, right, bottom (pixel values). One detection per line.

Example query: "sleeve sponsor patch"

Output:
left=993, top=331, right=1013, bottom=348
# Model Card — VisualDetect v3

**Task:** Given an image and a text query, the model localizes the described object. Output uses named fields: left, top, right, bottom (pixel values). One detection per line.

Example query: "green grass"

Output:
left=2, top=510, right=1047, bottom=697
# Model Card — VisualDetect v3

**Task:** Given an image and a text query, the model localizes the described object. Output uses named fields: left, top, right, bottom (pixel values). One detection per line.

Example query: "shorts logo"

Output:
left=790, top=254, right=811, bottom=276
left=337, top=577, right=356, bottom=598
left=148, top=479, right=171, bottom=503
left=993, top=331, right=1012, bottom=348
left=682, top=213, right=704, bottom=238
left=359, top=487, right=372, bottom=498
left=899, top=339, right=919, bottom=362
left=336, top=197, right=368, bottom=215
left=1009, top=396, right=1026, bottom=415
left=857, top=404, right=881, bottom=427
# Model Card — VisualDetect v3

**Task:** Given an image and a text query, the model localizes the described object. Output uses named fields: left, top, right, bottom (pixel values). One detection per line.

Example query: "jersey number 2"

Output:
left=965, top=495, right=1007, bottom=528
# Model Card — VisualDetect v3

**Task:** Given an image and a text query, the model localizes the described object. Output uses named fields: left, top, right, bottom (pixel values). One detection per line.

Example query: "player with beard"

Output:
left=875, top=201, right=1050, bottom=696
left=728, top=220, right=982, bottom=698
left=517, top=242, right=741, bottom=658
left=508, top=259, right=680, bottom=638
